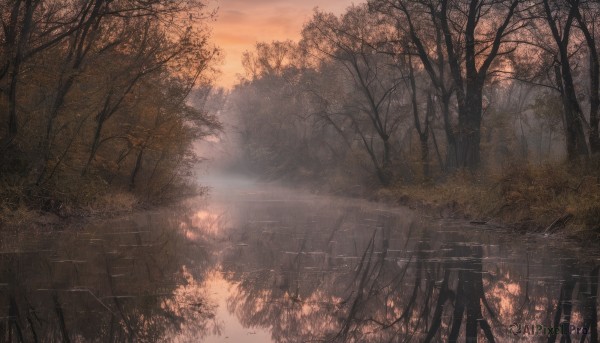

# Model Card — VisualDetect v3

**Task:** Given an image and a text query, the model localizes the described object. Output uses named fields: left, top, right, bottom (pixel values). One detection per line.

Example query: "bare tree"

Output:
left=303, top=6, right=407, bottom=184
left=371, top=0, right=526, bottom=169
left=406, top=54, right=433, bottom=179
left=571, top=0, right=600, bottom=154
left=540, top=0, right=590, bottom=161
left=371, top=0, right=459, bottom=171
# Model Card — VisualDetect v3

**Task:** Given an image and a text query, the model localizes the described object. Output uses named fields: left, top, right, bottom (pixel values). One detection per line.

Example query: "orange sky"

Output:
left=210, top=0, right=357, bottom=88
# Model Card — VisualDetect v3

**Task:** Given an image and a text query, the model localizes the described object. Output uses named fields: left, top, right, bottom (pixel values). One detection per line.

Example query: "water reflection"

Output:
left=0, top=180, right=599, bottom=342
left=208, top=186, right=600, bottom=343
left=0, top=213, right=219, bottom=342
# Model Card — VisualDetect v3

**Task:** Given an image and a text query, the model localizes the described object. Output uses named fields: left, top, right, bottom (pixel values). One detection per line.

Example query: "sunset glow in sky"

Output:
left=210, top=0, right=356, bottom=88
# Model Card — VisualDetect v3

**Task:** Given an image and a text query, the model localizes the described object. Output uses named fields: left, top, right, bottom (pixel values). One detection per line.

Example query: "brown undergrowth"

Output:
left=0, top=175, right=204, bottom=229
left=381, top=163, right=600, bottom=241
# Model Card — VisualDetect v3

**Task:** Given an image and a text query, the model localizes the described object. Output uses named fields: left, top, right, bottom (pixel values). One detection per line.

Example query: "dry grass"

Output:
left=387, top=163, right=600, bottom=239
left=0, top=203, right=39, bottom=226
left=84, top=191, right=138, bottom=215
left=0, top=176, right=137, bottom=227
left=386, top=171, right=498, bottom=219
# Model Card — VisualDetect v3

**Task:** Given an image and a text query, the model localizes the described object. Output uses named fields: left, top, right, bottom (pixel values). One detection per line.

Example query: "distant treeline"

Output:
left=228, top=0, right=600, bottom=186
left=0, top=0, right=221, bottom=214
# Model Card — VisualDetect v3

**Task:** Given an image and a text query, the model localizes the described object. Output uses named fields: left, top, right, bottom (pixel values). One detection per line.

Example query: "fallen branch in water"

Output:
left=543, top=213, right=574, bottom=235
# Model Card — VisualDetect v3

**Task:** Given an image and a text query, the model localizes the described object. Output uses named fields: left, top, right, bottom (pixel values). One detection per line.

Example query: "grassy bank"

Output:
left=240, top=157, right=600, bottom=242
left=0, top=176, right=205, bottom=229
left=371, top=163, right=600, bottom=241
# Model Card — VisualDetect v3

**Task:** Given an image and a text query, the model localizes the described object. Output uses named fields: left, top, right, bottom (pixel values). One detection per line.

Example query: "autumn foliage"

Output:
left=0, top=0, right=221, bottom=217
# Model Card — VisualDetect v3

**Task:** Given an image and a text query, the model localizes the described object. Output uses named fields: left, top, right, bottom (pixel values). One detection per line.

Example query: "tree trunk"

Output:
left=82, top=111, right=108, bottom=176
left=582, top=31, right=599, bottom=154
left=379, top=137, right=392, bottom=186
left=420, top=136, right=429, bottom=179
left=6, top=58, right=20, bottom=143
left=1, top=0, right=37, bottom=152
left=456, top=87, right=483, bottom=169
left=129, top=147, right=145, bottom=191
left=543, top=0, right=589, bottom=161
left=572, top=3, right=600, bottom=154
left=554, top=65, right=589, bottom=161
left=440, top=96, right=457, bottom=172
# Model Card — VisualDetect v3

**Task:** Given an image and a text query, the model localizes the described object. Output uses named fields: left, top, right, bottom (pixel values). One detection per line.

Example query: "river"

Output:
left=0, top=175, right=598, bottom=342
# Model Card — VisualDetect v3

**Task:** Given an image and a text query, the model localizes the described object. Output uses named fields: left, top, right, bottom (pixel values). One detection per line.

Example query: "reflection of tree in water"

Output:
left=544, top=263, right=598, bottom=343
left=219, top=203, right=600, bottom=343
left=3, top=198, right=595, bottom=342
left=0, top=211, right=220, bottom=342
left=326, top=232, right=499, bottom=342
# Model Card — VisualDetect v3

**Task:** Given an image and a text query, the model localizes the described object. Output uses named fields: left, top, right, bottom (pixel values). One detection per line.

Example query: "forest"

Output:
left=1, top=0, right=600, bottom=236
left=0, top=0, right=223, bottom=221
left=227, top=0, right=600, bottom=236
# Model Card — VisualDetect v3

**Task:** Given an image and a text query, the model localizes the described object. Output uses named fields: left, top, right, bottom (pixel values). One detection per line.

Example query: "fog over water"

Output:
left=1, top=174, right=597, bottom=342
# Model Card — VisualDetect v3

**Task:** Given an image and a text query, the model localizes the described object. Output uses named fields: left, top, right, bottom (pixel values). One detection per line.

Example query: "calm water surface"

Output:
left=1, top=176, right=598, bottom=342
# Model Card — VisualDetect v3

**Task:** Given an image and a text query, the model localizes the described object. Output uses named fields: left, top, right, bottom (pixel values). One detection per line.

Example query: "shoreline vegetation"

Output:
left=0, top=0, right=222, bottom=229
left=386, top=165, right=600, bottom=242
left=3, top=161, right=599, bottom=244
left=294, top=162, right=600, bottom=244
left=0, top=181, right=209, bottom=230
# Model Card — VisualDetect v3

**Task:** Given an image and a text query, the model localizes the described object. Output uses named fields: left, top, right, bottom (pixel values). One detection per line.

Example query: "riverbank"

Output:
left=0, top=180, right=206, bottom=230
left=280, top=162, right=598, bottom=243
left=0, top=191, right=136, bottom=230
left=3, top=163, right=599, bottom=246
left=367, top=164, right=600, bottom=243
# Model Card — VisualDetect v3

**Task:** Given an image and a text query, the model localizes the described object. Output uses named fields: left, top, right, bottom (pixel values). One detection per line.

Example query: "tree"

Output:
left=302, top=6, right=407, bottom=184
left=573, top=0, right=600, bottom=154
left=541, top=0, right=590, bottom=161
left=406, top=55, right=434, bottom=179
left=371, top=0, right=526, bottom=169
left=241, top=40, right=298, bottom=80
left=370, top=0, right=458, bottom=171
left=0, top=0, right=220, bottom=208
